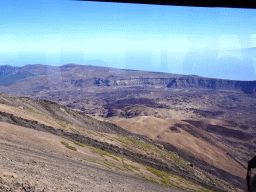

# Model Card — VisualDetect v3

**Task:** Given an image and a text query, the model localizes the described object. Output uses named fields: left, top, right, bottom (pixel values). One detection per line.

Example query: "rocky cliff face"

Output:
left=166, top=77, right=256, bottom=94
left=71, top=76, right=256, bottom=94
left=0, top=64, right=256, bottom=94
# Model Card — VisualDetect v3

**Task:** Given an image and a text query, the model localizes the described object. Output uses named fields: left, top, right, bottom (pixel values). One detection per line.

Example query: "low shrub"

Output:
left=70, top=128, right=80, bottom=134
left=60, top=141, right=77, bottom=151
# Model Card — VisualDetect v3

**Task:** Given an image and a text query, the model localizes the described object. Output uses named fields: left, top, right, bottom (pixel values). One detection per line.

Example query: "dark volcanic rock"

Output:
left=104, top=98, right=168, bottom=110
left=174, top=124, right=201, bottom=139
left=206, top=124, right=254, bottom=140
left=239, top=125, right=249, bottom=130
left=225, top=120, right=239, bottom=127
left=188, top=109, right=224, bottom=118
left=159, top=141, right=246, bottom=190
left=182, top=120, right=203, bottom=128
left=169, top=127, right=180, bottom=133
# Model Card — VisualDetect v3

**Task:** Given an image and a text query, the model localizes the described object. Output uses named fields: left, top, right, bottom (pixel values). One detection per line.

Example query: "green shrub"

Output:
left=92, top=148, right=120, bottom=161
left=123, top=162, right=140, bottom=171
left=97, top=162, right=112, bottom=170
left=83, top=158, right=112, bottom=170
left=153, top=148, right=188, bottom=167
left=60, top=141, right=77, bottom=151
left=83, top=158, right=96, bottom=163
left=26, top=109, right=42, bottom=115
left=122, top=163, right=133, bottom=171
left=72, top=140, right=87, bottom=147
left=135, top=173, right=160, bottom=184
left=70, top=128, right=80, bottom=134
left=128, top=164, right=140, bottom=171
left=116, top=136, right=153, bottom=151
left=58, top=121, right=68, bottom=128
left=104, top=161, right=116, bottom=167
left=143, top=165, right=185, bottom=188
left=61, top=141, right=68, bottom=145
left=98, top=132, right=106, bottom=137
left=142, top=165, right=211, bottom=191
left=119, top=156, right=126, bottom=162
left=61, top=137, right=121, bottom=161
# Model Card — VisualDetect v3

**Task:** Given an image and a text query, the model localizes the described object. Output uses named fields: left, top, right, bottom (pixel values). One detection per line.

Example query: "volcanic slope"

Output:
left=0, top=64, right=255, bottom=191
left=109, top=89, right=256, bottom=190
left=0, top=92, right=239, bottom=192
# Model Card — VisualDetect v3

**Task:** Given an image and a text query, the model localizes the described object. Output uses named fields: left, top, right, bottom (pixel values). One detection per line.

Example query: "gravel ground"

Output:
left=0, top=138, right=185, bottom=192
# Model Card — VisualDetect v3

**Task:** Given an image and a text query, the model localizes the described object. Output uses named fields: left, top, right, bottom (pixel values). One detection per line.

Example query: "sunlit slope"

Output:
left=0, top=123, right=179, bottom=192
left=112, top=116, right=246, bottom=179
left=0, top=95, right=239, bottom=192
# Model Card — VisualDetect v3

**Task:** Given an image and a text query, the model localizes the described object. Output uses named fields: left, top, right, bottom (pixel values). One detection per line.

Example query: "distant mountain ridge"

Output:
left=0, top=63, right=256, bottom=94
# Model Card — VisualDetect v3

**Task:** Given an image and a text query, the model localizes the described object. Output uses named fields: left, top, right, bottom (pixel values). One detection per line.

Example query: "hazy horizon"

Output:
left=1, top=0, right=256, bottom=80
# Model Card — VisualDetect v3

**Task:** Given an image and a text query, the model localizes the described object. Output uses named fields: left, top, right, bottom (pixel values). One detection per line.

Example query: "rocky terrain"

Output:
left=1, top=137, right=175, bottom=192
left=0, top=63, right=256, bottom=191
left=0, top=92, right=239, bottom=192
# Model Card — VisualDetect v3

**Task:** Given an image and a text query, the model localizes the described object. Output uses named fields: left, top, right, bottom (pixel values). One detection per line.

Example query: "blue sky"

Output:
left=1, top=0, right=256, bottom=80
